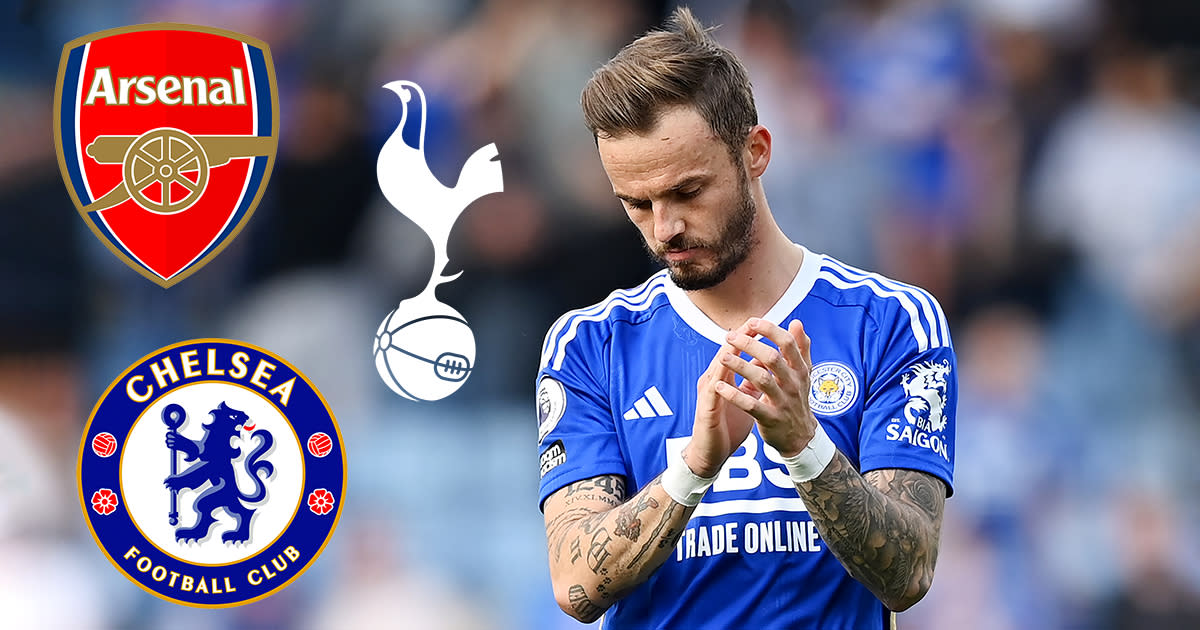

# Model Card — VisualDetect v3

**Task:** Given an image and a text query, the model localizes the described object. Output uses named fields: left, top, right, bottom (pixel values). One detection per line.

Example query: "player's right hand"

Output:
left=684, top=343, right=757, bottom=478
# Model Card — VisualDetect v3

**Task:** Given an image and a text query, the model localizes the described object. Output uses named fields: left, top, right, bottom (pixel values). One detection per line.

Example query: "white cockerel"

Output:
left=376, top=80, right=504, bottom=298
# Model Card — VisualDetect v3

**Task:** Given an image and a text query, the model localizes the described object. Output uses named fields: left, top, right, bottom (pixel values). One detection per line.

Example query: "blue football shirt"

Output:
left=536, top=245, right=956, bottom=630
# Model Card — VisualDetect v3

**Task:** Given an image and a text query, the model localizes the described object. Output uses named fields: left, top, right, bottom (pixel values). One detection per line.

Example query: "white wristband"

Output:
left=780, top=423, right=836, bottom=483
left=661, top=446, right=717, bottom=507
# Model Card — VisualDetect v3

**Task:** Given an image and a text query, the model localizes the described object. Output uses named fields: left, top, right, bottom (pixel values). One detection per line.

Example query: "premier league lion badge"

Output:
left=54, top=24, right=278, bottom=287
left=78, top=340, right=345, bottom=607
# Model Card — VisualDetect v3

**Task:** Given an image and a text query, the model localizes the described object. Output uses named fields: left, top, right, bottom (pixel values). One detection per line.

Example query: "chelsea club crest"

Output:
left=78, top=339, right=346, bottom=607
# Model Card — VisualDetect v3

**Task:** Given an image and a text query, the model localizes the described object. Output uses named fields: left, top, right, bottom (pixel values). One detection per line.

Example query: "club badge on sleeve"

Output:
left=53, top=24, right=278, bottom=287
left=78, top=339, right=346, bottom=607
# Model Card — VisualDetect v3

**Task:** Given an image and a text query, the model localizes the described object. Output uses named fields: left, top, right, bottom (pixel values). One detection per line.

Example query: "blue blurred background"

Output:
left=3, top=0, right=1200, bottom=628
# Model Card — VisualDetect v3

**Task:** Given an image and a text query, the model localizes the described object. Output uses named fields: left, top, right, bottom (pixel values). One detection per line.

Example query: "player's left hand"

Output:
left=716, top=318, right=817, bottom=458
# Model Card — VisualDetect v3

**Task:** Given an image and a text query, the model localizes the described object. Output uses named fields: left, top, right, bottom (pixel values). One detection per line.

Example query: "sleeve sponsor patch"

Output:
left=536, top=377, right=566, bottom=445
left=539, top=440, right=566, bottom=478
left=885, top=359, right=952, bottom=461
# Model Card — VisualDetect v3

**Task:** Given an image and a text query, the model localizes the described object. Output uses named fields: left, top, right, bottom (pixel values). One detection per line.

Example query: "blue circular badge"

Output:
left=78, top=339, right=346, bottom=607
left=808, top=361, right=859, bottom=416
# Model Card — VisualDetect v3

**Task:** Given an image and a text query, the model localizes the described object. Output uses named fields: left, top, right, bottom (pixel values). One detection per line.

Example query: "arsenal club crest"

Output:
left=78, top=340, right=346, bottom=607
left=53, top=24, right=278, bottom=287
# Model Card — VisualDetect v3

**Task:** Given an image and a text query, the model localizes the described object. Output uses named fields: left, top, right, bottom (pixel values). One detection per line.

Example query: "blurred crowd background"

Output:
left=3, top=0, right=1200, bottom=628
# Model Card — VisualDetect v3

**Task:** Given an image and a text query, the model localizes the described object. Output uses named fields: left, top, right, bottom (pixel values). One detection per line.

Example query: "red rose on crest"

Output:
left=308, top=488, right=335, bottom=515
left=91, top=488, right=119, bottom=515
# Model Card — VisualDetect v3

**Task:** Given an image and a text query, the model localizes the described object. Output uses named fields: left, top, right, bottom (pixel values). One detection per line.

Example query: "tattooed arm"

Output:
left=543, top=474, right=694, bottom=623
left=797, top=459, right=945, bottom=611
left=719, top=318, right=947, bottom=611
left=543, top=339, right=760, bottom=622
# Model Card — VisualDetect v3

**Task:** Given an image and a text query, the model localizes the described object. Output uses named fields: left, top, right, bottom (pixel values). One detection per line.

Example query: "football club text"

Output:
left=122, top=545, right=301, bottom=594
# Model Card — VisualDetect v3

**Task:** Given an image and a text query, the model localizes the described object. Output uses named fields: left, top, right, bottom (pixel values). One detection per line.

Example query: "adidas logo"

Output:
left=623, top=386, right=673, bottom=420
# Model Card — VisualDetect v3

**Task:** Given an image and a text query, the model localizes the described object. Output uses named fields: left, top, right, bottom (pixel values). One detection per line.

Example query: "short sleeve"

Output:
left=858, top=297, right=957, bottom=495
left=536, top=319, right=627, bottom=511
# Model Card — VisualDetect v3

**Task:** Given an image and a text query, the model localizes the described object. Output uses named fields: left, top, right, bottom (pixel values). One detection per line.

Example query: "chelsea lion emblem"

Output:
left=78, top=339, right=346, bottom=607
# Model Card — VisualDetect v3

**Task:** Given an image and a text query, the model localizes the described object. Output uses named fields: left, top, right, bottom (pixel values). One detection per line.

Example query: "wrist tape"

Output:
left=779, top=423, right=836, bottom=483
left=661, top=447, right=718, bottom=507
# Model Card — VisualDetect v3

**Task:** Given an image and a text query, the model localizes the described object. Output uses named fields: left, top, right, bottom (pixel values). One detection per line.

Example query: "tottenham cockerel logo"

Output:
left=372, top=80, right=504, bottom=401
left=78, top=340, right=345, bottom=607
left=54, top=24, right=278, bottom=287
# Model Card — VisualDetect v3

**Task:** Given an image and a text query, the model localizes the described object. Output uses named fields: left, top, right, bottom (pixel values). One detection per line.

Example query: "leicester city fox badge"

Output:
left=78, top=340, right=345, bottom=607
left=53, top=24, right=278, bottom=287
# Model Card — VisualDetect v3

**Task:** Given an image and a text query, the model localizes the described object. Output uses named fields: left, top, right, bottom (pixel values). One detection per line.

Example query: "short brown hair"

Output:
left=581, top=6, right=758, bottom=160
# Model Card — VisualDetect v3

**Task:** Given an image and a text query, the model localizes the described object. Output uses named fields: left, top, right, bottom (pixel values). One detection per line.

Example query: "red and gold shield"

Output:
left=54, top=24, right=278, bottom=287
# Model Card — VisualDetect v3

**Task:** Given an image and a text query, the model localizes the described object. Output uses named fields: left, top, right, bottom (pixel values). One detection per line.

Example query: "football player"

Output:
left=538, top=8, right=956, bottom=629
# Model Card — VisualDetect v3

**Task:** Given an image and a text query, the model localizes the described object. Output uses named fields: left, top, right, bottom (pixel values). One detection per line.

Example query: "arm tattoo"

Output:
left=627, top=496, right=681, bottom=568
left=547, top=506, right=591, bottom=563
left=565, top=475, right=626, bottom=500
left=613, top=491, right=659, bottom=541
left=547, top=476, right=626, bottom=564
left=587, top=525, right=614, bottom=573
left=545, top=475, right=695, bottom=621
left=797, top=453, right=945, bottom=610
left=568, top=584, right=605, bottom=623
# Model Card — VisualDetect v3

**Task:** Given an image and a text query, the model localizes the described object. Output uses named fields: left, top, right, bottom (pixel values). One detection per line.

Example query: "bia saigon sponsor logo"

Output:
left=53, top=24, right=278, bottom=287
left=78, top=340, right=345, bottom=607
left=885, top=360, right=952, bottom=461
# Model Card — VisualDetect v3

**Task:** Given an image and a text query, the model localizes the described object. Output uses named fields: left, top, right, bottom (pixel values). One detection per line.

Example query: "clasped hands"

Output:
left=683, top=317, right=819, bottom=479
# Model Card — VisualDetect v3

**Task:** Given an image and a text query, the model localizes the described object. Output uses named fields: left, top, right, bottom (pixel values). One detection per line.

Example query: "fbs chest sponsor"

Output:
left=78, top=340, right=345, bottom=607
left=54, top=24, right=278, bottom=287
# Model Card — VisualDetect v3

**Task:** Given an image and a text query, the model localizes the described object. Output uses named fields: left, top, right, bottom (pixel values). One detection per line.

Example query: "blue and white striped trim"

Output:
left=541, top=271, right=670, bottom=372
left=816, top=256, right=950, bottom=353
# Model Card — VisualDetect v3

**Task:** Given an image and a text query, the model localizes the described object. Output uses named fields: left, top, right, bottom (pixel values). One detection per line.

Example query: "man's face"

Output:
left=597, top=106, right=756, bottom=291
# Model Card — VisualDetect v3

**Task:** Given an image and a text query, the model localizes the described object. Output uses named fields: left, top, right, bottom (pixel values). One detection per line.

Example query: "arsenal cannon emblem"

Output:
left=54, top=24, right=278, bottom=287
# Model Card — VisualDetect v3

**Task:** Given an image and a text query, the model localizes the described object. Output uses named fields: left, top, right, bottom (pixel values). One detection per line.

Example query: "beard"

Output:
left=646, top=175, right=757, bottom=291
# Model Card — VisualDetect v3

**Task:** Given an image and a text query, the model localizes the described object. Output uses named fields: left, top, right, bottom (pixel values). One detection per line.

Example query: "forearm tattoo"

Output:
left=797, top=452, right=945, bottom=610
left=546, top=476, right=625, bottom=565
left=545, top=475, right=691, bottom=620
left=568, top=584, right=605, bottom=623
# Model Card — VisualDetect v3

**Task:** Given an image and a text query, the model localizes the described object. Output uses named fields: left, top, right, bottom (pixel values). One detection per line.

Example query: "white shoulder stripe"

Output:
left=540, top=272, right=668, bottom=365
left=540, top=272, right=667, bottom=361
left=823, top=258, right=940, bottom=347
left=821, top=258, right=947, bottom=349
left=911, top=283, right=951, bottom=349
left=920, top=284, right=952, bottom=348
left=540, top=271, right=666, bottom=356
left=815, top=270, right=931, bottom=352
left=546, top=284, right=668, bottom=371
